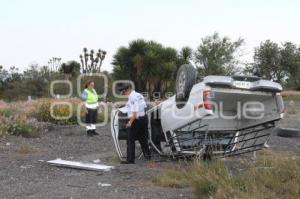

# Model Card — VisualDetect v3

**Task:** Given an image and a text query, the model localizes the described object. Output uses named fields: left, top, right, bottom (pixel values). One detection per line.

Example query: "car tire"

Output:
left=276, top=127, right=300, bottom=138
left=175, top=64, right=197, bottom=108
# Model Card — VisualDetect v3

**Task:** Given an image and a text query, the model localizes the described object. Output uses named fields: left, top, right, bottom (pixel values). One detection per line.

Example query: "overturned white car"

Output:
left=111, top=64, right=284, bottom=160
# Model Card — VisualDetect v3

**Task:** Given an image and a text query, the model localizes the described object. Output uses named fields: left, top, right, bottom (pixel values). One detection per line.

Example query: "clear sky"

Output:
left=0, top=0, right=299, bottom=72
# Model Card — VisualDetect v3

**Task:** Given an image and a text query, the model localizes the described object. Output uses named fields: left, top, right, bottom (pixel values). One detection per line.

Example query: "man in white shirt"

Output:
left=119, top=84, right=151, bottom=164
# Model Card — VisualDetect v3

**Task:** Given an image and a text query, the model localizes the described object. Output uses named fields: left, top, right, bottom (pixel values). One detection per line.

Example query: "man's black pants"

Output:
left=126, top=116, right=151, bottom=163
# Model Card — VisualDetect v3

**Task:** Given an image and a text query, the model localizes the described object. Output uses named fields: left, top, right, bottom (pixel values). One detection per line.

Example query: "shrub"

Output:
left=0, top=114, right=41, bottom=138
left=34, top=98, right=81, bottom=125
left=34, top=98, right=111, bottom=125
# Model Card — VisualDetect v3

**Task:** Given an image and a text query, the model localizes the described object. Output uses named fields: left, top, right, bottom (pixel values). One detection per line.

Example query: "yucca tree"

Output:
left=79, top=48, right=106, bottom=73
left=90, top=49, right=94, bottom=72
left=79, top=54, right=85, bottom=73
left=97, top=49, right=106, bottom=73
left=48, top=57, right=61, bottom=73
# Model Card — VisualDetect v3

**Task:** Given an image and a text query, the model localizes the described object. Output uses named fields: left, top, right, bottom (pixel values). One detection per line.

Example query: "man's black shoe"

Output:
left=87, top=130, right=93, bottom=137
left=91, top=130, right=99, bottom=135
left=120, top=161, right=134, bottom=164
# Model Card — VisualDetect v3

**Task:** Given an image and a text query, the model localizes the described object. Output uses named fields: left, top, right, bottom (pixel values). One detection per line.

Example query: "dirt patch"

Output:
left=16, top=144, right=36, bottom=154
left=282, top=90, right=300, bottom=96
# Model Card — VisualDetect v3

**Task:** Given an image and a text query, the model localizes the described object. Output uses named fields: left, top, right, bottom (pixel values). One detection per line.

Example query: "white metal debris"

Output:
left=93, top=159, right=101, bottom=163
left=98, top=182, right=112, bottom=187
left=20, top=165, right=34, bottom=169
left=47, top=159, right=114, bottom=171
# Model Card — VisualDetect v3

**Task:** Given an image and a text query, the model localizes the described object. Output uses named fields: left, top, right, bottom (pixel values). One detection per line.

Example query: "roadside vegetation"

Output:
left=0, top=106, right=41, bottom=138
left=34, top=98, right=111, bottom=125
left=0, top=33, right=300, bottom=137
left=33, top=98, right=81, bottom=125
left=0, top=98, right=112, bottom=137
left=153, top=151, right=300, bottom=199
left=1, top=33, right=300, bottom=103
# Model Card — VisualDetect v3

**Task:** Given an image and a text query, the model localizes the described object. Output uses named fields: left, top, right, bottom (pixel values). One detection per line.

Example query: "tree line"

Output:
left=0, top=33, right=299, bottom=101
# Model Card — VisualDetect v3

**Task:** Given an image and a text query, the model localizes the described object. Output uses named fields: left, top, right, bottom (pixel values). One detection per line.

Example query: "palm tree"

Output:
left=60, top=61, right=81, bottom=79
left=112, top=39, right=179, bottom=96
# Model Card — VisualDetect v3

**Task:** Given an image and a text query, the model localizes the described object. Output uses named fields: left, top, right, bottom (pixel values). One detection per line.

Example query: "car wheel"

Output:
left=175, top=64, right=197, bottom=108
left=276, top=127, right=300, bottom=138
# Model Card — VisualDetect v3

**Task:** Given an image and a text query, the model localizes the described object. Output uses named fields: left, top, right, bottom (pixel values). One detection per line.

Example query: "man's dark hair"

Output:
left=118, top=83, right=132, bottom=93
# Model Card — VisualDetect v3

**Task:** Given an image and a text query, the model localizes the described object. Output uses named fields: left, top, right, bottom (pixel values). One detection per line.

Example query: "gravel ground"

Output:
left=269, top=101, right=300, bottom=154
left=0, top=125, right=194, bottom=199
left=0, top=101, right=300, bottom=199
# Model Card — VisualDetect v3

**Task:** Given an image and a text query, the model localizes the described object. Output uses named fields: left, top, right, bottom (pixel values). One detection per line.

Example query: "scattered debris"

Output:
left=264, top=143, right=270, bottom=148
left=20, top=165, right=34, bottom=169
left=67, top=184, right=87, bottom=189
left=6, top=142, right=10, bottom=146
left=47, top=159, right=114, bottom=171
left=98, top=182, right=112, bottom=187
left=93, top=159, right=101, bottom=163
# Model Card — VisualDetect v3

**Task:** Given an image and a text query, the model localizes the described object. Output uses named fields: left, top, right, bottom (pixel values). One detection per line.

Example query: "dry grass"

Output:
left=153, top=151, right=300, bottom=199
left=153, top=168, right=190, bottom=188
left=287, top=106, right=298, bottom=114
left=16, top=144, right=36, bottom=154
left=146, top=161, right=161, bottom=169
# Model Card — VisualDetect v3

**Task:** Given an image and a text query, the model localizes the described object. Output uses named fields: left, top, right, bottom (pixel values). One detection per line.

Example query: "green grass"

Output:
left=153, top=151, right=300, bottom=199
